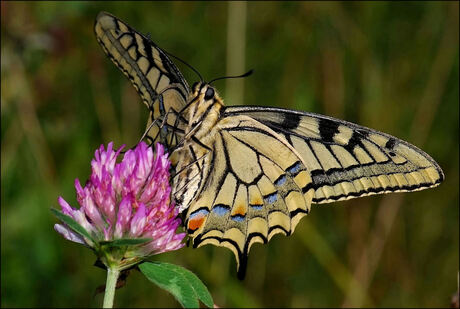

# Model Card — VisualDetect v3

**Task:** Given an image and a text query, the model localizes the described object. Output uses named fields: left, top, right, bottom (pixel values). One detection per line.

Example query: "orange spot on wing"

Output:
left=250, top=196, right=263, bottom=205
left=188, top=216, right=205, bottom=231
left=231, top=204, right=247, bottom=217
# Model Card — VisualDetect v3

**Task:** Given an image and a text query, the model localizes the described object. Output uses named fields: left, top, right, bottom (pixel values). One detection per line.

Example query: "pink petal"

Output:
left=129, top=203, right=147, bottom=237
left=114, top=195, right=133, bottom=238
left=58, top=196, right=75, bottom=217
left=54, top=224, right=86, bottom=245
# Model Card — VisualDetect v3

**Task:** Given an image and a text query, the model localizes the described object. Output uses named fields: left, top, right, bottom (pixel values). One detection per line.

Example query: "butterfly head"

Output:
left=191, top=82, right=222, bottom=103
left=185, top=82, right=224, bottom=131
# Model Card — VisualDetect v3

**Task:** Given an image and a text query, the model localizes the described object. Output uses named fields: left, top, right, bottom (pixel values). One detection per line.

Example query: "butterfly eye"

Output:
left=204, top=87, right=215, bottom=100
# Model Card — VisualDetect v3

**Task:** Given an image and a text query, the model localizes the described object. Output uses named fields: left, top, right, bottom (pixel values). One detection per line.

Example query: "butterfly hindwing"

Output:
left=94, top=12, right=189, bottom=148
left=223, top=106, right=444, bottom=204
left=183, top=116, right=315, bottom=278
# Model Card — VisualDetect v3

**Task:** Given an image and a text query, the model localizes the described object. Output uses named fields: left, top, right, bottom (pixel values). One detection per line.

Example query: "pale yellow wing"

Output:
left=183, top=116, right=315, bottom=278
left=224, top=106, right=444, bottom=204
left=94, top=12, right=189, bottom=148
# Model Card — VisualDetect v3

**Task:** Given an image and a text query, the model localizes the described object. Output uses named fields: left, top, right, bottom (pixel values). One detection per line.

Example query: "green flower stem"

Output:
left=103, top=266, right=120, bottom=308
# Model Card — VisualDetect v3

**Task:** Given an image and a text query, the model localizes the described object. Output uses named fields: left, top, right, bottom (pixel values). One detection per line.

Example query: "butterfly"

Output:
left=94, top=12, right=444, bottom=278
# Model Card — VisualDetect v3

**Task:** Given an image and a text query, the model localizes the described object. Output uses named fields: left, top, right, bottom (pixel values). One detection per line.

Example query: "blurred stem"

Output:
left=299, top=221, right=374, bottom=306
left=4, top=42, right=56, bottom=184
left=225, top=1, right=247, bottom=105
left=103, top=266, right=120, bottom=308
left=90, top=57, right=121, bottom=143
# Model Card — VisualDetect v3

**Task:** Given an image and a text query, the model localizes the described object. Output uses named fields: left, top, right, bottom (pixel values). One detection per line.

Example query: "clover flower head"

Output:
left=54, top=142, right=185, bottom=269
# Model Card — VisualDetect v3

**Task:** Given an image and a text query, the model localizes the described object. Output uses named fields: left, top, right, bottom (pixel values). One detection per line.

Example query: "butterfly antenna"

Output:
left=208, top=69, right=254, bottom=85
left=164, top=50, right=203, bottom=82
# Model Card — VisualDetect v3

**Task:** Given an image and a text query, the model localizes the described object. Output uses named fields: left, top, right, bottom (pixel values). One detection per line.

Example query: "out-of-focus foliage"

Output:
left=1, top=1, right=458, bottom=308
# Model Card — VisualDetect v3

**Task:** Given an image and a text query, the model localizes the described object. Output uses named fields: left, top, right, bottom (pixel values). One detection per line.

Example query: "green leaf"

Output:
left=139, top=262, right=214, bottom=308
left=139, top=262, right=197, bottom=308
left=158, top=262, right=214, bottom=308
left=99, top=238, right=152, bottom=247
left=51, top=208, right=94, bottom=242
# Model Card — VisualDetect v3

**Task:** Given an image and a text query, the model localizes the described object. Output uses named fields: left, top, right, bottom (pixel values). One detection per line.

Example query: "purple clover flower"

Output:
left=54, top=142, right=185, bottom=269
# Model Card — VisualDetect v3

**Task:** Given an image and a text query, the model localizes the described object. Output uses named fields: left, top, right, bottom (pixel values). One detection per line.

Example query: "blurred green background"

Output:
left=1, top=1, right=458, bottom=308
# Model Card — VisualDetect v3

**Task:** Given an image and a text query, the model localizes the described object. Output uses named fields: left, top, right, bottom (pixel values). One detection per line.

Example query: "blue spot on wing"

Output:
left=189, top=208, right=209, bottom=219
left=286, top=161, right=301, bottom=174
left=212, top=204, right=230, bottom=216
left=274, top=174, right=287, bottom=186
left=250, top=204, right=263, bottom=210
left=231, top=215, right=245, bottom=222
left=264, top=192, right=278, bottom=204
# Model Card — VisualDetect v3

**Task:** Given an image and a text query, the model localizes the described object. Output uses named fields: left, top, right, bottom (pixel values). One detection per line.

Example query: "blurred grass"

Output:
left=1, top=1, right=458, bottom=308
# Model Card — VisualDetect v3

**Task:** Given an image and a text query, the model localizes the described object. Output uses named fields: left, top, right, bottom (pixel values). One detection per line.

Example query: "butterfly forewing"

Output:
left=94, top=12, right=190, bottom=148
left=223, top=106, right=444, bottom=204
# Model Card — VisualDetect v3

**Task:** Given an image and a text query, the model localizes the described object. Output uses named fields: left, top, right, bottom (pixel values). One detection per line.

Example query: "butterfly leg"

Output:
left=171, top=167, right=204, bottom=202
left=168, top=119, right=204, bottom=153
left=139, top=115, right=161, bottom=145
left=140, top=105, right=182, bottom=150
left=171, top=152, right=209, bottom=181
